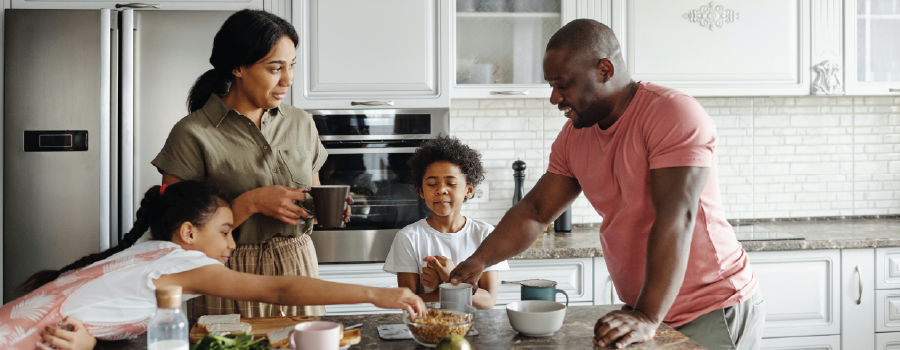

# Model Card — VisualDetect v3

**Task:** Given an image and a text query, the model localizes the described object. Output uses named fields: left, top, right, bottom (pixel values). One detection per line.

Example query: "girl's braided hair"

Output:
left=18, top=180, right=228, bottom=294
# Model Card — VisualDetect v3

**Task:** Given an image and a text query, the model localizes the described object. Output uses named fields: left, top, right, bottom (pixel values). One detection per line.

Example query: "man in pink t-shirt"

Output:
left=450, top=19, right=763, bottom=349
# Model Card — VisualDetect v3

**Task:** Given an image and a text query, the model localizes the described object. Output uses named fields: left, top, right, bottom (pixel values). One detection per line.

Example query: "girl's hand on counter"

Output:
left=37, top=317, right=97, bottom=350
left=246, top=185, right=310, bottom=225
left=371, top=287, right=426, bottom=317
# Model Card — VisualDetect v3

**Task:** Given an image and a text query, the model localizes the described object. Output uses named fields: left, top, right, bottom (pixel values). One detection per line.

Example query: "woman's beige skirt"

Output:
left=189, top=234, right=326, bottom=321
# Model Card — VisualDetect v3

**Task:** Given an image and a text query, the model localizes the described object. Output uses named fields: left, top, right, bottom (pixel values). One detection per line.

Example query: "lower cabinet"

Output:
left=749, top=250, right=841, bottom=338
left=593, top=257, right=623, bottom=305
left=877, top=332, right=900, bottom=350
left=760, top=335, right=841, bottom=350
left=317, top=258, right=593, bottom=315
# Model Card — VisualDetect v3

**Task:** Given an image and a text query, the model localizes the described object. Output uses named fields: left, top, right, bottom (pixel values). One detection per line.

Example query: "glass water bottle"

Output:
left=148, top=285, right=189, bottom=350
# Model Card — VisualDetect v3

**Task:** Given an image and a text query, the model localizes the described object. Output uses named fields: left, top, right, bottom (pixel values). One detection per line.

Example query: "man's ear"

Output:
left=596, top=58, right=615, bottom=83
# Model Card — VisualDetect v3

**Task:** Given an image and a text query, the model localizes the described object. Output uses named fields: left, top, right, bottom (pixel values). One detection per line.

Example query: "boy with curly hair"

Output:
left=383, top=135, right=509, bottom=309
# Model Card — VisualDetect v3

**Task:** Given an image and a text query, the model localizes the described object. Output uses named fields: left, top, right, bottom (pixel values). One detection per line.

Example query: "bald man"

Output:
left=449, top=19, right=763, bottom=350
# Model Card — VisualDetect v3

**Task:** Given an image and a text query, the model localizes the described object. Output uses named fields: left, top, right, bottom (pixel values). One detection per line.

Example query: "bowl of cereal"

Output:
left=403, top=302, right=476, bottom=348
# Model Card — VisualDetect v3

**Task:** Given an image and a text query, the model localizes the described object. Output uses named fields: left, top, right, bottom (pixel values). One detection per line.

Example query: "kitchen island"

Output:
left=95, top=305, right=704, bottom=349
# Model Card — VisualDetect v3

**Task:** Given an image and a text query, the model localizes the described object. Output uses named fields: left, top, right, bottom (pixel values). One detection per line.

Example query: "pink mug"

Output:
left=289, top=321, right=341, bottom=350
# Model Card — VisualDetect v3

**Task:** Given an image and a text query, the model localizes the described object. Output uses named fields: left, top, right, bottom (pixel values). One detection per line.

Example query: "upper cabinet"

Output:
left=451, top=0, right=606, bottom=99
left=609, top=0, right=810, bottom=97
left=9, top=0, right=263, bottom=10
left=844, top=0, right=900, bottom=95
left=293, top=0, right=451, bottom=109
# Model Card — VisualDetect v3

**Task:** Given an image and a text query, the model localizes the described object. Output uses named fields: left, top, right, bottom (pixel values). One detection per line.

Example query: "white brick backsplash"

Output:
left=447, top=95, right=900, bottom=225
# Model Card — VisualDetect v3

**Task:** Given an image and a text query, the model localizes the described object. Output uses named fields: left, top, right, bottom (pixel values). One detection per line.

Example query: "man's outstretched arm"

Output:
left=449, top=172, right=582, bottom=285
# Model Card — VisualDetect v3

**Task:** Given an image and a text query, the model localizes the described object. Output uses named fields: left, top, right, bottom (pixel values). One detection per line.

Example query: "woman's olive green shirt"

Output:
left=152, top=94, right=327, bottom=245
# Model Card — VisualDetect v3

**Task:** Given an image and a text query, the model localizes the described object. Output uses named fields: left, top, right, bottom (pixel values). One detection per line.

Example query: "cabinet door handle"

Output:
left=890, top=88, right=900, bottom=93
left=855, top=265, right=863, bottom=305
left=490, top=91, right=529, bottom=95
left=115, top=3, right=161, bottom=8
left=350, top=101, right=394, bottom=106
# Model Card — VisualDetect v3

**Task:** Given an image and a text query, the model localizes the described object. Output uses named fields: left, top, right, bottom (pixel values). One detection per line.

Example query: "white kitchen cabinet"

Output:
left=843, top=0, right=900, bottom=95
left=318, top=258, right=590, bottom=315
left=877, top=332, right=900, bottom=350
left=875, top=289, right=900, bottom=332
left=592, top=257, right=623, bottom=305
left=760, top=335, right=841, bottom=350
left=293, top=0, right=451, bottom=109
left=10, top=0, right=263, bottom=10
left=609, top=0, right=810, bottom=96
left=318, top=263, right=399, bottom=315
left=450, top=0, right=576, bottom=99
left=876, top=248, right=900, bottom=290
left=749, top=249, right=840, bottom=338
left=841, top=249, right=875, bottom=350
left=497, top=258, right=592, bottom=305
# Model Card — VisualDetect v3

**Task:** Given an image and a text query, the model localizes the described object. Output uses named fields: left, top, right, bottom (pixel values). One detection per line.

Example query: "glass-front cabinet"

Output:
left=451, top=0, right=602, bottom=98
left=845, top=0, right=900, bottom=95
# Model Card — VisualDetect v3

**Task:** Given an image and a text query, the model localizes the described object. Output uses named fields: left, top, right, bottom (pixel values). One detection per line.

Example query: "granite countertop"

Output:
left=97, top=305, right=703, bottom=350
left=512, top=217, right=900, bottom=259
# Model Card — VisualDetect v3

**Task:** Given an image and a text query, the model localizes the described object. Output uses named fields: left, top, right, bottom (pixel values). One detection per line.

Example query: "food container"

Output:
left=403, top=302, right=476, bottom=348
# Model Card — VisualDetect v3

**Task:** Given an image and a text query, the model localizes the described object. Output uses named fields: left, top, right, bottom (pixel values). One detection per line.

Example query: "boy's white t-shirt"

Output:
left=383, top=217, right=510, bottom=293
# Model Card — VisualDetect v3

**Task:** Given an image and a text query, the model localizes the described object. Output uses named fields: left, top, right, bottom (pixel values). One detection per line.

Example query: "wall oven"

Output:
left=309, top=108, right=449, bottom=263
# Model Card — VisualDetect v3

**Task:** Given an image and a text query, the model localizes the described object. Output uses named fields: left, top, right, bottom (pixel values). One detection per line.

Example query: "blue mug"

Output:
left=520, top=279, right=569, bottom=306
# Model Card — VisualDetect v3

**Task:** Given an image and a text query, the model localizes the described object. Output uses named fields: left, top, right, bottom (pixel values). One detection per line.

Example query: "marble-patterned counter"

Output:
left=97, top=305, right=703, bottom=350
left=512, top=218, right=900, bottom=259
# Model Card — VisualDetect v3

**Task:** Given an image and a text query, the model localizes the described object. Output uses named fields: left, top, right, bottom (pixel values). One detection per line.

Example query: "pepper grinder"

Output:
left=512, top=160, right=526, bottom=205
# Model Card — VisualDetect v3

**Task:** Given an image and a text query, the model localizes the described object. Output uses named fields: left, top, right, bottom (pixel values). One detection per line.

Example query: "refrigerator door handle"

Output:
left=100, top=9, right=112, bottom=251
left=121, top=9, right=136, bottom=235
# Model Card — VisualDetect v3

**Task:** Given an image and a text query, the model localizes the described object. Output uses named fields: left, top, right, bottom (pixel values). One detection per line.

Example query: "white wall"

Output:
left=452, top=96, right=900, bottom=225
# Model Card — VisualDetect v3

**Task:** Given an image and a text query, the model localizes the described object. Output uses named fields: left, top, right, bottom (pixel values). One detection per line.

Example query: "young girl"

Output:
left=382, top=135, right=509, bottom=310
left=0, top=181, right=424, bottom=349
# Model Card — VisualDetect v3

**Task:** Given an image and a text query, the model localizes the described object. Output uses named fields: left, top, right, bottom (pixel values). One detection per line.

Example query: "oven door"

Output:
left=311, top=145, right=429, bottom=263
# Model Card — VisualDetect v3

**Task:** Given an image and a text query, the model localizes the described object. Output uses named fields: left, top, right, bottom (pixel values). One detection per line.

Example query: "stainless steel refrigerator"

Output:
left=3, top=8, right=235, bottom=303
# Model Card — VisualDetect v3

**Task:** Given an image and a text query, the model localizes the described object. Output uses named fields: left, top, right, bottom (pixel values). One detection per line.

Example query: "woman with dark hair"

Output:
left=151, top=9, right=345, bottom=318
left=2, top=181, right=423, bottom=349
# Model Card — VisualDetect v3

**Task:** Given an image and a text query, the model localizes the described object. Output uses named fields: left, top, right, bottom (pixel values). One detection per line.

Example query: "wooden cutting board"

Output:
left=189, top=315, right=361, bottom=347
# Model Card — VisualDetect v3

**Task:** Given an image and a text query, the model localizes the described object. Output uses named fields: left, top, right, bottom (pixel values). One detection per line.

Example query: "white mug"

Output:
left=439, top=282, right=473, bottom=306
left=289, top=321, right=341, bottom=350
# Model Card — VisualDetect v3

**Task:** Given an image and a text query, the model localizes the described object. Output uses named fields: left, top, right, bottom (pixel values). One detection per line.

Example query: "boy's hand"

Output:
left=421, top=266, right=442, bottom=290
left=424, top=256, right=456, bottom=283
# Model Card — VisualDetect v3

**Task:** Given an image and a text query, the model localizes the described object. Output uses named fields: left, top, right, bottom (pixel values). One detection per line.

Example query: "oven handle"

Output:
left=325, top=147, right=418, bottom=154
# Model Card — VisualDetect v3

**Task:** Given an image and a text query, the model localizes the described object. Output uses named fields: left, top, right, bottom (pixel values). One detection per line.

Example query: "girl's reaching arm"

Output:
left=472, top=271, right=499, bottom=310
left=155, top=264, right=425, bottom=315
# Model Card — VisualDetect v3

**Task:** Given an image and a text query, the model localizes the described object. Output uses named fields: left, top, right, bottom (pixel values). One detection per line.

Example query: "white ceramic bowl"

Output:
left=506, top=300, right=567, bottom=337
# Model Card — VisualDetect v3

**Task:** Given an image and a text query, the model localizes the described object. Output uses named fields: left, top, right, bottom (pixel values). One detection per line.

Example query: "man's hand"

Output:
left=448, top=257, right=487, bottom=286
left=38, top=317, right=97, bottom=350
left=420, top=266, right=442, bottom=290
left=593, top=309, right=658, bottom=348
left=424, top=256, right=455, bottom=283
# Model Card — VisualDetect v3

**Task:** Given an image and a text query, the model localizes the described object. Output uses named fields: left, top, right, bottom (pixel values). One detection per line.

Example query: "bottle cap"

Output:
left=155, top=285, right=183, bottom=308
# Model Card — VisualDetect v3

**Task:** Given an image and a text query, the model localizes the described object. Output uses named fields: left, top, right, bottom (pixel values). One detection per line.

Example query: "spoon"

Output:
left=501, top=280, right=524, bottom=285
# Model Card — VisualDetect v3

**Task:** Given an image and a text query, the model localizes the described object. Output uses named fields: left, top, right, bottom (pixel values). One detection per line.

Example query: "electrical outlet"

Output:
left=468, top=183, right=489, bottom=203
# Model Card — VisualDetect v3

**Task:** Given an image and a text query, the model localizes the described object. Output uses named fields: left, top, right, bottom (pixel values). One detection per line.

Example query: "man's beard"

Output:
left=570, top=99, right=613, bottom=129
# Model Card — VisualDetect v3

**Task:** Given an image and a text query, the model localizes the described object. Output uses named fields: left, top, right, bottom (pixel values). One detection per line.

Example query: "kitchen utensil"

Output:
left=554, top=206, right=572, bottom=232
left=289, top=321, right=341, bottom=350
left=344, top=323, right=363, bottom=331
left=439, top=282, right=473, bottom=306
left=512, top=160, right=526, bottom=205
left=501, top=280, right=524, bottom=285
left=521, top=279, right=569, bottom=306
left=403, top=302, right=476, bottom=348
left=506, top=300, right=567, bottom=337
left=303, top=185, right=350, bottom=228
